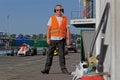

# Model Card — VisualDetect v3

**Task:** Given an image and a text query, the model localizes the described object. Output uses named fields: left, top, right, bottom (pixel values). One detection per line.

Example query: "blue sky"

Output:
left=0, top=0, right=94, bottom=35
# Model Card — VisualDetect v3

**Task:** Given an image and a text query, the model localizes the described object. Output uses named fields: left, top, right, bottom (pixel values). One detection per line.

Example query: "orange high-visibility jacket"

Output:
left=49, top=15, right=68, bottom=38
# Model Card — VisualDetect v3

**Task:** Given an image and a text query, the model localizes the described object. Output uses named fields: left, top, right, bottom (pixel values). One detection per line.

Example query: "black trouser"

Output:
left=44, top=39, right=66, bottom=71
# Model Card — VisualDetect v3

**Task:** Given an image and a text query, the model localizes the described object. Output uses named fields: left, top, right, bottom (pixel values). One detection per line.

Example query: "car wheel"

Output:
left=33, top=48, right=37, bottom=55
left=30, top=49, right=34, bottom=56
left=42, top=48, right=46, bottom=56
left=74, top=49, right=77, bottom=53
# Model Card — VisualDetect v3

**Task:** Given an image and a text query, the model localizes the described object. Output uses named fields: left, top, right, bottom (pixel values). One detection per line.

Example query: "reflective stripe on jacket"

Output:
left=50, top=15, right=67, bottom=38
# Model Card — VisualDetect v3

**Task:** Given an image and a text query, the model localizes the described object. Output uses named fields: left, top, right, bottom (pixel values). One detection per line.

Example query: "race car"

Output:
left=17, top=43, right=36, bottom=56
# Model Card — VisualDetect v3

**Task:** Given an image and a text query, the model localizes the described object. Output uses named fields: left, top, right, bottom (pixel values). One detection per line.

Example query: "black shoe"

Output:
left=62, top=69, right=70, bottom=75
left=41, top=70, right=49, bottom=74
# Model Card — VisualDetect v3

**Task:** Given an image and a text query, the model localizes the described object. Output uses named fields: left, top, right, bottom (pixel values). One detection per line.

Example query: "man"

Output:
left=41, top=4, right=70, bottom=74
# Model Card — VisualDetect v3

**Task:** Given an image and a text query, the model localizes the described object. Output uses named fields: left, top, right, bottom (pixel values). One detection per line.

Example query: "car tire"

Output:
left=74, top=49, right=77, bottom=53
left=42, top=48, right=46, bottom=56
left=33, top=48, right=37, bottom=55
left=30, top=48, right=34, bottom=56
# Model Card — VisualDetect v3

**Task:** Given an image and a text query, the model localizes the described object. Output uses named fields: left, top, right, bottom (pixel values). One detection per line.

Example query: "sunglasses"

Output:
left=56, top=9, right=62, bottom=12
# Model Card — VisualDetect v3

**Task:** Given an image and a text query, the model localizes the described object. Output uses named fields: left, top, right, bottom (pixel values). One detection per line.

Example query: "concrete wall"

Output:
left=113, top=0, right=120, bottom=80
left=96, top=0, right=120, bottom=80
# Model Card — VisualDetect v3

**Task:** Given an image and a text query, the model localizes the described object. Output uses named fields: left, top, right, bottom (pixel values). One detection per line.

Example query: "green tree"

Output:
left=10, top=34, right=16, bottom=39
left=38, top=33, right=44, bottom=39
left=32, top=34, right=37, bottom=39
left=25, top=34, right=31, bottom=39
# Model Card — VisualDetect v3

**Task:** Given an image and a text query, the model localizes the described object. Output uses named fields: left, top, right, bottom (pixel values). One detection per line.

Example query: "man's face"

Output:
left=55, top=6, right=62, bottom=16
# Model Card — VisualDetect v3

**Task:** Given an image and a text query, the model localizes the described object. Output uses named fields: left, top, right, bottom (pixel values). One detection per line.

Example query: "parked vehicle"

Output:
left=65, top=38, right=80, bottom=53
left=17, top=43, right=37, bottom=56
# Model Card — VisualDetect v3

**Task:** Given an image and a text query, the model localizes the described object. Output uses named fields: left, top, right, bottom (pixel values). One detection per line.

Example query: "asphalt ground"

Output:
left=0, top=51, right=80, bottom=80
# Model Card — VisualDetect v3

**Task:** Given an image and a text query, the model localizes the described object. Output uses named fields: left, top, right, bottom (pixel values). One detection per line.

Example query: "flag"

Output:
left=83, top=0, right=86, bottom=7
left=82, top=8, right=86, bottom=17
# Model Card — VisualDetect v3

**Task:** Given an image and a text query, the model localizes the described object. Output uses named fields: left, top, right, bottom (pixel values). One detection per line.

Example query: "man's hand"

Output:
left=46, top=26, right=51, bottom=44
left=66, top=39, right=70, bottom=45
left=66, top=27, right=71, bottom=45
left=47, top=39, right=50, bottom=44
